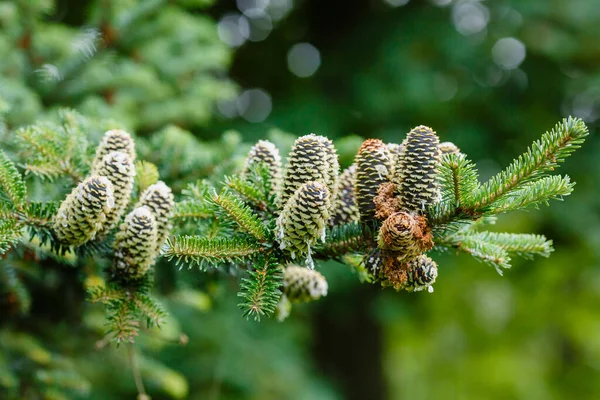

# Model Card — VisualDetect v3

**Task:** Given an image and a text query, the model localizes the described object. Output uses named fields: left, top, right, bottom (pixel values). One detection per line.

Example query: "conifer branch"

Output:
left=224, top=175, right=267, bottom=209
left=439, top=234, right=512, bottom=273
left=211, top=191, right=270, bottom=242
left=164, top=236, right=262, bottom=267
left=488, top=175, right=574, bottom=214
left=466, top=232, right=553, bottom=258
left=471, top=117, right=587, bottom=209
left=0, top=150, right=27, bottom=207
left=238, top=256, right=283, bottom=321
left=0, top=220, right=22, bottom=255
left=172, top=200, right=213, bottom=221
left=132, top=294, right=166, bottom=328
left=315, top=223, right=367, bottom=258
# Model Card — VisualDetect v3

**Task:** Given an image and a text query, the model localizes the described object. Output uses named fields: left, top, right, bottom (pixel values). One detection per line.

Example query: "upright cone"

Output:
left=355, top=139, right=393, bottom=224
left=394, top=125, right=441, bottom=214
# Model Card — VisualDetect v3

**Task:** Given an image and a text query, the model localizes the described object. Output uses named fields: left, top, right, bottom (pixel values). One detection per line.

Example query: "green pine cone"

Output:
left=112, top=206, right=158, bottom=281
left=92, top=151, right=135, bottom=234
left=438, top=141, right=460, bottom=154
left=276, top=181, right=330, bottom=268
left=283, top=265, right=328, bottom=303
left=53, top=176, right=115, bottom=246
left=92, top=129, right=136, bottom=168
left=329, top=164, right=360, bottom=225
left=279, top=134, right=338, bottom=211
left=135, top=181, right=174, bottom=254
left=355, top=139, right=393, bottom=224
left=377, top=212, right=423, bottom=260
left=404, top=254, right=438, bottom=293
left=243, top=140, right=283, bottom=196
left=394, top=125, right=442, bottom=214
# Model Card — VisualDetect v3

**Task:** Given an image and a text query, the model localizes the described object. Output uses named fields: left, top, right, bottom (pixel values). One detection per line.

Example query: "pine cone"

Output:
left=135, top=181, right=174, bottom=254
left=92, top=129, right=136, bottom=168
left=279, top=134, right=338, bottom=211
left=92, top=151, right=135, bottom=234
left=387, top=142, right=405, bottom=166
left=283, top=265, right=328, bottom=302
left=377, top=211, right=431, bottom=261
left=405, top=254, right=438, bottom=292
left=355, top=139, right=393, bottom=224
left=276, top=181, right=330, bottom=268
left=394, top=125, right=441, bottom=214
left=53, top=176, right=114, bottom=246
left=112, top=207, right=158, bottom=281
left=243, top=140, right=282, bottom=196
left=329, top=164, right=360, bottom=225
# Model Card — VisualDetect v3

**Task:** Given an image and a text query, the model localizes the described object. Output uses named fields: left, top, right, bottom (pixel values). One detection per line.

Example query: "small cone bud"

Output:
left=283, top=265, right=328, bottom=302
left=355, top=139, right=393, bottom=224
left=438, top=141, right=460, bottom=154
left=92, top=129, right=136, bottom=168
left=112, top=207, right=158, bottom=281
left=329, top=164, right=360, bottom=225
left=394, top=125, right=442, bottom=214
left=276, top=181, right=330, bottom=268
left=279, top=134, right=338, bottom=211
left=135, top=181, right=174, bottom=254
left=92, top=151, right=135, bottom=234
left=405, top=254, right=438, bottom=293
left=53, top=176, right=114, bottom=246
left=243, top=140, right=282, bottom=196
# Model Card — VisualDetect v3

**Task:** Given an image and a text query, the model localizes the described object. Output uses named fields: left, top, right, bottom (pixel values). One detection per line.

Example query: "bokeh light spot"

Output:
left=287, top=43, right=321, bottom=78
left=492, top=37, right=526, bottom=70
left=383, top=0, right=409, bottom=7
left=236, top=89, right=273, bottom=122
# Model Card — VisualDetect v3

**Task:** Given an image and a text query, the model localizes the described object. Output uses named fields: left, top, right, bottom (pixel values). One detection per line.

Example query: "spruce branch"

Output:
left=315, top=223, right=367, bottom=258
left=438, top=153, right=479, bottom=207
left=440, top=234, right=512, bottom=274
left=132, top=294, right=166, bottom=328
left=0, top=150, right=27, bottom=208
left=164, top=236, right=262, bottom=267
left=0, top=220, right=22, bottom=255
left=211, top=190, right=270, bottom=242
left=465, top=232, right=553, bottom=258
left=224, top=174, right=267, bottom=209
left=488, top=175, right=574, bottom=214
left=238, top=256, right=283, bottom=321
left=471, top=117, right=588, bottom=210
left=172, top=200, right=213, bottom=221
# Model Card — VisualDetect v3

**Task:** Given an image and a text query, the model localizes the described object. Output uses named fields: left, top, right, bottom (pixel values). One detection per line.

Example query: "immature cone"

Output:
left=112, top=207, right=158, bottom=281
left=279, top=134, right=338, bottom=210
left=92, top=151, right=135, bottom=234
left=329, top=164, right=360, bottom=225
left=53, top=176, right=114, bottom=246
left=243, top=140, right=282, bottom=196
left=387, top=142, right=405, bottom=166
left=135, top=181, right=174, bottom=254
left=283, top=265, right=328, bottom=302
left=394, top=125, right=441, bottom=214
left=276, top=181, right=330, bottom=268
left=364, top=248, right=383, bottom=278
left=92, top=129, right=136, bottom=168
left=377, top=211, right=432, bottom=261
left=438, top=141, right=460, bottom=154
left=404, top=255, right=438, bottom=293
left=355, top=139, right=393, bottom=224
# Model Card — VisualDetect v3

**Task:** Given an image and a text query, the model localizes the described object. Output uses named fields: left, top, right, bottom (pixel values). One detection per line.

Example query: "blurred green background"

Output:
left=2, top=0, right=600, bottom=399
